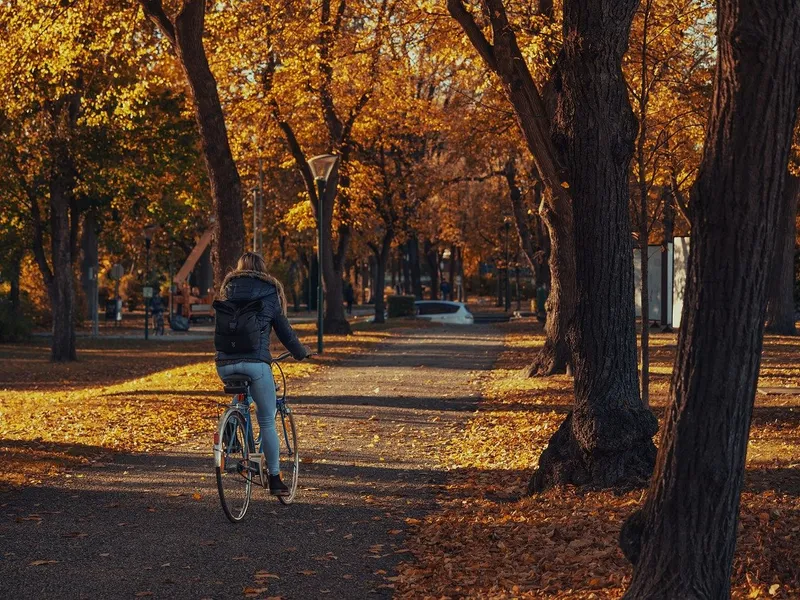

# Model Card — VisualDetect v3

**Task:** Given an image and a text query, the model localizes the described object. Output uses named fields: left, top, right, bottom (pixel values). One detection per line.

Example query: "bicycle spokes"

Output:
left=215, top=411, right=252, bottom=522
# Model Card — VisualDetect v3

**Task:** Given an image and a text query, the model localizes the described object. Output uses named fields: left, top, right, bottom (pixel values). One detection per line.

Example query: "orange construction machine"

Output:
left=171, top=229, right=215, bottom=322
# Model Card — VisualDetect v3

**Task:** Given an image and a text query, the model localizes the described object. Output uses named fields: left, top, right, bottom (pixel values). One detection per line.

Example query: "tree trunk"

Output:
left=318, top=173, right=353, bottom=334
left=505, top=158, right=538, bottom=275
left=81, top=212, right=99, bottom=319
left=523, top=188, right=573, bottom=375
left=507, top=167, right=571, bottom=378
left=373, top=252, right=386, bottom=323
left=372, top=231, right=393, bottom=324
left=636, top=43, right=651, bottom=408
left=401, top=243, right=412, bottom=294
left=639, top=238, right=650, bottom=408
left=530, top=0, right=657, bottom=492
left=621, top=3, right=800, bottom=596
left=448, top=244, right=457, bottom=300
left=8, top=251, right=22, bottom=315
left=424, top=241, right=440, bottom=300
left=409, top=235, right=423, bottom=300
left=459, top=248, right=467, bottom=302
left=534, top=196, right=551, bottom=288
left=765, top=173, right=799, bottom=335
left=48, top=138, right=77, bottom=363
left=140, top=0, right=244, bottom=285
left=661, top=187, right=674, bottom=331
left=449, top=0, right=575, bottom=379
left=309, top=256, right=318, bottom=312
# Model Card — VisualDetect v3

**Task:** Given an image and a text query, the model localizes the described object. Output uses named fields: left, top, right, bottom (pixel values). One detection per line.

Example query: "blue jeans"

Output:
left=217, top=361, right=280, bottom=476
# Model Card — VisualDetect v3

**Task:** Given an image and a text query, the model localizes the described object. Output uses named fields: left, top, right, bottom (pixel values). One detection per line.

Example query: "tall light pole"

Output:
left=504, top=217, right=512, bottom=312
left=307, top=154, right=340, bottom=354
left=143, top=224, right=158, bottom=340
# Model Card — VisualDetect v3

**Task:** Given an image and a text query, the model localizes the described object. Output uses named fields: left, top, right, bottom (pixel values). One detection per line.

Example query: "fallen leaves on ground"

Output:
left=397, top=320, right=800, bottom=599
left=0, top=327, right=393, bottom=489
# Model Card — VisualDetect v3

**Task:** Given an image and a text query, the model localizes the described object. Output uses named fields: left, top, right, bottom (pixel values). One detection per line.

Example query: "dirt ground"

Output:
left=397, top=319, right=800, bottom=599
left=0, top=324, right=502, bottom=599
left=1, top=319, right=798, bottom=598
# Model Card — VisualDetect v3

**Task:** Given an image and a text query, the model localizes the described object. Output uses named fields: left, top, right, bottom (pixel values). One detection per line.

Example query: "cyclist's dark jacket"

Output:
left=214, top=270, right=306, bottom=365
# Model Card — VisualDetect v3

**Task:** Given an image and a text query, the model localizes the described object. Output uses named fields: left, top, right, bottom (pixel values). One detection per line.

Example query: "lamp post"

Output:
left=307, top=154, right=340, bottom=354
left=143, top=224, right=158, bottom=340
left=504, top=217, right=512, bottom=312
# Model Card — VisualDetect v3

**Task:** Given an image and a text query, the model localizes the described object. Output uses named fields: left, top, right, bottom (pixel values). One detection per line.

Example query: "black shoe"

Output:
left=268, top=474, right=290, bottom=496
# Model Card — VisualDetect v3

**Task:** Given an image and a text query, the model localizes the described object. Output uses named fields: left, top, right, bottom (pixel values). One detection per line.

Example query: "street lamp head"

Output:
left=307, top=154, right=340, bottom=182
left=143, top=223, right=159, bottom=242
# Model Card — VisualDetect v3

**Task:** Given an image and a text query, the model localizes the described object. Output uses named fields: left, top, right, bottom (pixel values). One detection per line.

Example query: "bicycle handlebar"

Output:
left=272, top=350, right=318, bottom=363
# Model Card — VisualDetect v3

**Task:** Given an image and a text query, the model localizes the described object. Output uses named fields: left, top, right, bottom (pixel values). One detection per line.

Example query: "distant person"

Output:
left=536, top=283, right=548, bottom=323
left=215, top=252, right=312, bottom=496
left=344, top=279, right=355, bottom=315
left=441, top=279, right=451, bottom=301
left=150, top=290, right=164, bottom=320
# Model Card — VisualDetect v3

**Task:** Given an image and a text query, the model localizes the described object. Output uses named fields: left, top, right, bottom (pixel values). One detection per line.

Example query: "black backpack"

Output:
left=212, top=299, right=265, bottom=353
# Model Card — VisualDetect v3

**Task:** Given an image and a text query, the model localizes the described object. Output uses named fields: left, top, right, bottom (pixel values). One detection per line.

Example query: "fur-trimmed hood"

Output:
left=218, top=269, right=287, bottom=314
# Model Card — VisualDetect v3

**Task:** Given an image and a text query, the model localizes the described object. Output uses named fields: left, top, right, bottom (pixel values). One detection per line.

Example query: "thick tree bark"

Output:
left=765, top=173, right=799, bottom=334
left=47, top=136, right=77, bottom=362
left=621, top=3, right=800, bottom=597
left=139, top=0, right=244, bottom=285
left=530, top=0, right=657, bottom=492
left=28, top=96, right=80, bottom=362
left=321, top=172, right=353, bottom=334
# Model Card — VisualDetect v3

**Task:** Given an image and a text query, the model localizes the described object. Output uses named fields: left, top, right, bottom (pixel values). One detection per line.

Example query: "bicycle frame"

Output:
left=213, top=392, right=264, bottom=486
left=214, top=349, right=302, bottom=520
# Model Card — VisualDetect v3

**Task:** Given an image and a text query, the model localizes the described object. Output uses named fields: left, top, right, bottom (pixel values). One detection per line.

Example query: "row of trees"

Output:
left=447, top=0, right=800, bottom=596
left=2, top=1, right=799, bottom=595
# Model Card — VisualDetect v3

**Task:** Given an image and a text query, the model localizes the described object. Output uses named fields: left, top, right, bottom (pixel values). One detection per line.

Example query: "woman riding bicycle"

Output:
left=215, top=251, right=311, bottom=496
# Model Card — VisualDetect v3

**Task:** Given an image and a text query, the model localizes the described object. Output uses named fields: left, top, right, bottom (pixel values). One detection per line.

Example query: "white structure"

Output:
left=633, top=237, right=690, bottom=327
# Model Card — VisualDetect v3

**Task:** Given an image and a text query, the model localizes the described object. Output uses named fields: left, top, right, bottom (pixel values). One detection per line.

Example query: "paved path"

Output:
left=0, top=326, right=502, bottom=599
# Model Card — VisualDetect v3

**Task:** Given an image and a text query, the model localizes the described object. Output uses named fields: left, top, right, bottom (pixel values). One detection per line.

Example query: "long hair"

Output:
left=235, top=252, right=287, bottom=315
left=237, top=251, right=268, bottom=273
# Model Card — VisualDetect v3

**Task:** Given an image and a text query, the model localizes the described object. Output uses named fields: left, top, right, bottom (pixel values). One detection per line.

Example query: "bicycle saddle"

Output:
left=222, top=375, right=252, bottom=395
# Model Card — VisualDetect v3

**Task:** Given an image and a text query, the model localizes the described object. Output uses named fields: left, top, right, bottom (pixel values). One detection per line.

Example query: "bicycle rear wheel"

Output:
left=215, top=410, right=252, bottom=522
left=276, top=407, right=298, bottom=505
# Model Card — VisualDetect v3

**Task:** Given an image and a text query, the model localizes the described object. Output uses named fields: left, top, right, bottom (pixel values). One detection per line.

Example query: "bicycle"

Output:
left=213, top=351, right=300, bottom=522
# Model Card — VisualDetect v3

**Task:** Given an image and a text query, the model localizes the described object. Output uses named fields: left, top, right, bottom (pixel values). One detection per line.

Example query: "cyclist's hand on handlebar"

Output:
left=301, top=345, right=315, bottom=360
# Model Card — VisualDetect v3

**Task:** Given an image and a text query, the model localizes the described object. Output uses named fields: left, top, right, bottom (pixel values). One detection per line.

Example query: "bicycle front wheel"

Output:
left=276, top=407, right=299, bottom=505
left=215, top=409, right=252, bottom=522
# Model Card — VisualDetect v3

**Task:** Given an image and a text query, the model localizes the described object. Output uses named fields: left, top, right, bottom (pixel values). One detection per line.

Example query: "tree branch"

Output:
left=446, top=0, right=498, bottom=71
left=670, top=169, right=691, bottom=226
left=138, top=0, right=176, bottom=47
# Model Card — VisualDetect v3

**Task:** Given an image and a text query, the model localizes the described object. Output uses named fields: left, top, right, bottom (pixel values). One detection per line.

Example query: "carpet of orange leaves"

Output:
left=0, top=323, right=393, bottom=490
left=397, top=320, right=800, bottom=599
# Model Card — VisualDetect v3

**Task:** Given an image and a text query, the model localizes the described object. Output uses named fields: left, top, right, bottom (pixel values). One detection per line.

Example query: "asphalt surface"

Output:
left=0, top=325, right=502, bottom=600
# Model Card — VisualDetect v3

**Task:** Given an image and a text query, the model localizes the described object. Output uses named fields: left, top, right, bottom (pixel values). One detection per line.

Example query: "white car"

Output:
left=415, top=301, right=475, bottom=325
